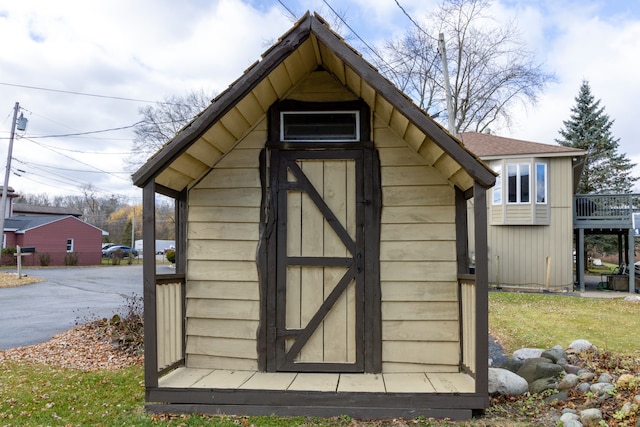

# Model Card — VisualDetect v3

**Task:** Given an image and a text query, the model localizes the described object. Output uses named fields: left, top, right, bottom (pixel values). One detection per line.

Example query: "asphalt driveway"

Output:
left=0, top=265, right=152, bottom=350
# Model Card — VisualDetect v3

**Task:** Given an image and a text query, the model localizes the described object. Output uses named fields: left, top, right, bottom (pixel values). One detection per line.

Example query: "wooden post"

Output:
left=545, top=256, right=551, bottom=291
left=16, top=245, right=22, bottom=279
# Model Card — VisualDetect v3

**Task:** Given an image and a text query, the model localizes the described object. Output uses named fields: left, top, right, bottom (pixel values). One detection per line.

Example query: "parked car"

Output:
left=103, top=245, right=139, bottom=258
left=101, top=244, right=116, bottom=257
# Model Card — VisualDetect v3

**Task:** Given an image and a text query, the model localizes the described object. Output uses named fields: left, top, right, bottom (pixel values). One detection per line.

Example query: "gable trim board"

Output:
left=135, top=12, right=494, bottom=419
left=132, top=13, right=495, bottom=194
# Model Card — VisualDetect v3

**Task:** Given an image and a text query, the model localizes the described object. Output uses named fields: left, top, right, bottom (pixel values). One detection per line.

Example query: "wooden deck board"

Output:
left=427, top=373, right=475, bottom=393
left=288, top=373, right=340, bottom=392
left=159, top=369, right=475, bottom=394
left=383, top=373, right=436, bottom=393
left=240, top=372, right=298, bottom=390
left=193, top=370, right=255, bottom=388
left=337, top=373, right=385, bottom=393
left=158, top=367, right=212, bottom=388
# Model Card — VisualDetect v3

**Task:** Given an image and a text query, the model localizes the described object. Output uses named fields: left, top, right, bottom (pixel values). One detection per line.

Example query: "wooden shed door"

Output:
left=271, top=149, right=367, bottom=372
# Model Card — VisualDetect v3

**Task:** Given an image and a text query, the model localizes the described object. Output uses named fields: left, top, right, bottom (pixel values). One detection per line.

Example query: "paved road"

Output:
left=0, top=265, right=152, bottom=350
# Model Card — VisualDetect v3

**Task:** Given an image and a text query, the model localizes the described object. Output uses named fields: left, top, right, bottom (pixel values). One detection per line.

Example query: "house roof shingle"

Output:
left=459, top=132, right=585, bottom=158
left=5, top=215, right=108, bottom=235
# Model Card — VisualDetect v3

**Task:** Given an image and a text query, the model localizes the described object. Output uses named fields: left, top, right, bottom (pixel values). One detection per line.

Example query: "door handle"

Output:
left=356, top=252, right=363, bottom=274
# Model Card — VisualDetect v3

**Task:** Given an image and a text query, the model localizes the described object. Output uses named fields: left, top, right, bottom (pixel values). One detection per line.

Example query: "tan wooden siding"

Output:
left=376, top=116, right=460, bottom=372
left=185, top=125, right=263, bottom=370
left=471, top=157, right=575, bottom=290
left=183, top=70, right=464, bottom=372
left=504, top=204, right=532, bottom=223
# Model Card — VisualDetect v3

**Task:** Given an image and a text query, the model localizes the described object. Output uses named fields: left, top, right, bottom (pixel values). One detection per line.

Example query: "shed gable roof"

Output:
left=133, top=12, right=495, bottom=193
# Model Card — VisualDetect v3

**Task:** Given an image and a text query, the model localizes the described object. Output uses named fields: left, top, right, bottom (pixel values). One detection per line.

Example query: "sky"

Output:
left=1, top=0, right=639, bottom=203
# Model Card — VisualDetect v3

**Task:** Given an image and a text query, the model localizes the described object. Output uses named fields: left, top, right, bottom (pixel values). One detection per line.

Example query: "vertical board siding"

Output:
left=156, top=282, right=183, bottom=370
left=460, top=279, right=476, bottom=374
left=475, top=157, right=575, bottom=290
left=375, top=116, right=460, bottom=372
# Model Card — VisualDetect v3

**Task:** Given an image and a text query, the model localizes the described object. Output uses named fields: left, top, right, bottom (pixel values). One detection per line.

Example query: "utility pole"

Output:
left=0, top=102, right=21, bottom=249
left=438, top=33, right=455, bottom=135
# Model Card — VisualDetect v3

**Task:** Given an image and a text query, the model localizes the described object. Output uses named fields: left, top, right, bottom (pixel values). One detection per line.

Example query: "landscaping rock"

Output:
left=516, top=358, right=563, bottom=383
left=544, top=390, right=569, bottom=403
left=578, top=370, right=596, bottom=381
left=512, top=347, right=544, bottom=360
left=529, top=377, right=557, bottom=394
left=577, top=382, right=592, bottom=393
left=563, top=364, right=581, bottom=375
left=590, top=382, right=614, bottom=396
left=597, top=372, right=613, bottom=383
left=558, top=373, right=579, bottom=390
left=488, top=335, right=508, bottom=366
left=616, top=373, right=636, bottom=387
left=580, top=408, right=603, bottom=426
left=559, top=411, right=581, bottom=427
left=624, top=295, right=640, bottom=302
left=541, top=347, right=567, bottom=363
left=568, top=339, right=596, bottom=352
left=488, top=367, right=529, bottom=395
left=498, top=357, right=524, bottom=373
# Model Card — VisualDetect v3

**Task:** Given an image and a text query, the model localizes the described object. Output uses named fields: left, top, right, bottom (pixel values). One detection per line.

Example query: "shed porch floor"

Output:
left=158, top=368, right=476, bottom=394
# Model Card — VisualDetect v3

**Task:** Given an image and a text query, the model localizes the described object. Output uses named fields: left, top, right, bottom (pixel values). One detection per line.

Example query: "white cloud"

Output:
left=0, top=0, right=639, bottom=199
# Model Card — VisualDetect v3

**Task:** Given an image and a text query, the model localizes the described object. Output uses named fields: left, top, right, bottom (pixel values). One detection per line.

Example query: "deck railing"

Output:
left=574, top=194, right=639, bottom=228
left=458, top=274, right=476, bottom=375
left=155, top=275, right=185, bottom=371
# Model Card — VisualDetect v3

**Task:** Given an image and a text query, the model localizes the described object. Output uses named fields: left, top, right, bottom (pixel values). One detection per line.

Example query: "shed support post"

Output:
left=472, top=182, right=488, bottom=403
left=142, top=180, right=158, bottom=388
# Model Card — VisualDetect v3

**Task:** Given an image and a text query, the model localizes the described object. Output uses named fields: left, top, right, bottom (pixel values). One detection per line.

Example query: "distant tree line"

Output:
left=16, top=186, right=175, bottom=246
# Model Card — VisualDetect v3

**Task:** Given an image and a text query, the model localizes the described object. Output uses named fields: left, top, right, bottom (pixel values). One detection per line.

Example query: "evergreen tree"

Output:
left=121, top=219, right=132, bottom=247
left=556, top=80, right=637, bottom=194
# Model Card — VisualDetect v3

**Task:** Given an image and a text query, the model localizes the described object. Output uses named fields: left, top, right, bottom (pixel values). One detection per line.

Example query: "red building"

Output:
left=3, top=215, right=105, bottom=266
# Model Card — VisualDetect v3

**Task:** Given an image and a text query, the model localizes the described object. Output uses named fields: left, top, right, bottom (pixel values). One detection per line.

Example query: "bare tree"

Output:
left=128, top=89, right=215, bottom=170
left=375, top=0, right=554, bottom=133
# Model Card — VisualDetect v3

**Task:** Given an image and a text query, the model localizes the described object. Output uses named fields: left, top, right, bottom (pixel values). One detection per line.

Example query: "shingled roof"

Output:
left=459, top=132, right=585, bottom=159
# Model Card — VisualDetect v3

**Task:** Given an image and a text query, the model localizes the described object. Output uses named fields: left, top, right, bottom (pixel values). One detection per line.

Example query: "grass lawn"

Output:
left=1, top=292, right=639, bottom=426
left=489, top=291, right=640, bottom=355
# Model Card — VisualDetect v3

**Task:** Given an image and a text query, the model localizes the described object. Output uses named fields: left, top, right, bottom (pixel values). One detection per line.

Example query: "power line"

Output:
left=19, top=136, right=133, bottom=183
left=276, top=0, right=297, bottom=20
left=0, top=82, right=188, bottom=106
left=14, top=157, right=130, bottom=174
left=321, top=0, right=394, bottom=69
left=393, top=0, right=430, bottom=37
left=0, top=122, right=142, bottom=140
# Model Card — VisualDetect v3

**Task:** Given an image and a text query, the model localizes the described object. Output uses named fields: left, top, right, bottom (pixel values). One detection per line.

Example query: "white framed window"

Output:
left=492, top=165, right=502, bottom=205
left=507, top=163, right=530, bottom=204
left=66, top=238, right=74, bottom=253
left=535, top=163, right=547, bottom=204
left=280, top=111, right=360, bottom=142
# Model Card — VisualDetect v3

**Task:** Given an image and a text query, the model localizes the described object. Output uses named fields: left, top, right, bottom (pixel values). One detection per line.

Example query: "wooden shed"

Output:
left=133, top=12, right=495, bottom=420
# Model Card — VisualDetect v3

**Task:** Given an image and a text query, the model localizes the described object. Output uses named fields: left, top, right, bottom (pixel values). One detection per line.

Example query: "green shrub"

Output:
left=165, top=249, right=176, bottom=264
